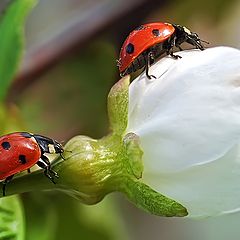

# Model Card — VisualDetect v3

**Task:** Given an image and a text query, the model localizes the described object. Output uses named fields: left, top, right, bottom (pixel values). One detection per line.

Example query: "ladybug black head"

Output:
left=173, top=24, right=207, bottom=51
left=31, top=134, right=64, bottom=155
left=53, top=140, right=64, bottom=154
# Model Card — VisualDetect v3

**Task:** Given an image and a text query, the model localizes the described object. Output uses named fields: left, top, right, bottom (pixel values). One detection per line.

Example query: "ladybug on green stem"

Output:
left=0, top=132, right=64, bottom=196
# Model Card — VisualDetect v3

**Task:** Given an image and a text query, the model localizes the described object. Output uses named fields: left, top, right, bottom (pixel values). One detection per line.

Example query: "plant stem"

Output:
left=0, top=170, right=55, bottom=197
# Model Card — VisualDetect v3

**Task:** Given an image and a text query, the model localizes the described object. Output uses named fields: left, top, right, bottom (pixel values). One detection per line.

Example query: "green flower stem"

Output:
left=0, top=133, right=139, bottom=202
left=0, top=75, right=188, bottom=217
left=0, top=170, right=55, bottom=197
left=0, top=132, right=187, bottom=216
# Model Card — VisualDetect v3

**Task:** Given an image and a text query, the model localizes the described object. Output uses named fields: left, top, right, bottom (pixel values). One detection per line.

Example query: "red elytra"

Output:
left=0, top=133, right=41, bottom=179
left=0, top=132, right=64, bottom=196
left=117, top=22, right=207, bottom=79
left=118, top=22, right=175, bottom=73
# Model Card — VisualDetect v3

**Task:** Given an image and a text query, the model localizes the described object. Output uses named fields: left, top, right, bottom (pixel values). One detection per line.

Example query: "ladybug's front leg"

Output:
left=37, top=155, right=58, bottom=184
left=2, top=175, right=14, bottom=196
left=166, top=45, right=182, bottom=59
left=166, top=36, right=182, bottom=59
left=145, top=51, right=156, bottom=79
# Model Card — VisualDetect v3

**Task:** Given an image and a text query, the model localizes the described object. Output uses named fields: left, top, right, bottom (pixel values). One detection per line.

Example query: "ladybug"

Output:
left=0, top=132, right=64, bottom=196
left=117, top=22, right=208, bottom=79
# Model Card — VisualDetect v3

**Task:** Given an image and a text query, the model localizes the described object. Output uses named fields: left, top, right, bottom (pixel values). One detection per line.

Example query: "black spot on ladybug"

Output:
left=126, top=43, right=134, bottom=54
left=19, top=155, right=27, bottom=164
left=1, top=141, right=11, bottom=150
left=152, top=29, right=160, bottom=36
left=135, top=25, right=145, bottom=31
left=20, top=132, right=32, bottom=138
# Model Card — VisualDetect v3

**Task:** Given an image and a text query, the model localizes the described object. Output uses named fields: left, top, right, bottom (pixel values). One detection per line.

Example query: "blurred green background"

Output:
left=3, top=0, right=240, bottom=239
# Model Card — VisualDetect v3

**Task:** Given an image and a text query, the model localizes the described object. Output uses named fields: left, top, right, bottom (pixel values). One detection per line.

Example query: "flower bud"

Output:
left=127, top=46, right=240, bottom=217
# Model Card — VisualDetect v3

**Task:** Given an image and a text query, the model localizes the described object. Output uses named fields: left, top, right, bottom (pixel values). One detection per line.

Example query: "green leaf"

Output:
left=107, top=76, right=130, bottom=135
left=24, top=193, right=57, bottom=240
left=123, top=177, right=188, bottom=217
left=0, top=196, right=25, bottom=240
left=0, top=0, right=37, bottom=101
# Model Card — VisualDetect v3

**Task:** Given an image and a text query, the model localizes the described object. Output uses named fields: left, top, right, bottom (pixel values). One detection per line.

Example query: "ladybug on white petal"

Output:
left=117, top=22, right=208, bottom=79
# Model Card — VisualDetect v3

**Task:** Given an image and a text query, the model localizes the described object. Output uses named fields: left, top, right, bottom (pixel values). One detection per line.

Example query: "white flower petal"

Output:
left=127, top=46, right=240, bottom=217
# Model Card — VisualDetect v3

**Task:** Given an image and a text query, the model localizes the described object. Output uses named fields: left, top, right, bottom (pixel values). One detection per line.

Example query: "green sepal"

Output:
left=122, top=177, right=188, bottom=217
left=107, top=76, right=130, bottom=135
left=123, top=132, right=143, bottom=179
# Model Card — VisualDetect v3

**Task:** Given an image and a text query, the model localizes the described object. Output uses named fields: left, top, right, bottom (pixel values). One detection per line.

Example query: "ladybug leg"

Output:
left=27, top=168, right=31, bottom=173
left=60, top=152, right=65, bottom=160
left=186, top=36, right=205, bottom=50
left=2, top=175, right=14, bottom=196
left=167, top=36, right=182, bottom=59
left=167, top=48, right=182, bottom=59
left=145, top=52, right=156, bottom=79
left=170, top=51, right=182, bottom=59
left=37, top=155, right=58, bottom=184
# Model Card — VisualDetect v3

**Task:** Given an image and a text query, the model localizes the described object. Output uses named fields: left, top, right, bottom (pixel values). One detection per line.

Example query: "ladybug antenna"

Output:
left=64, top=150, right=73, bottom=153
left=60, top=152, right=65, bottom=160
left=200, top=39, right=209, bottom=44
left=116, top=59, right=121, bottom=67
left=60, top=150, right=73, bottom=160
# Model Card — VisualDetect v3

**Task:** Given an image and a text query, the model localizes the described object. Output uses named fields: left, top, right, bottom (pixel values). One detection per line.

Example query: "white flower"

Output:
left=126, top=46, right=240, bottom=218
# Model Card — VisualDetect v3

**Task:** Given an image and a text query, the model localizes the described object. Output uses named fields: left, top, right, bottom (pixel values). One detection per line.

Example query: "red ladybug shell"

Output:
left=118, top=22, right=175, bottom=73
left=0, top=133, right=41, bottom=180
